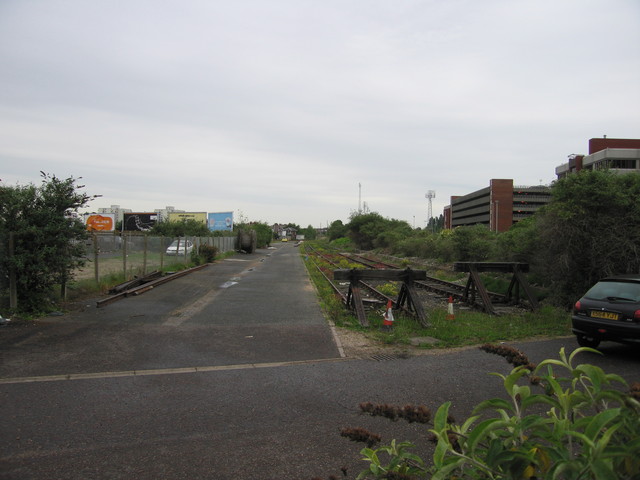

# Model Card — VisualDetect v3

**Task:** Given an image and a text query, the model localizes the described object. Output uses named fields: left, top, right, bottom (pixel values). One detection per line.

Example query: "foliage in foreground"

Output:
left=317, top=346, right=640, bottom=480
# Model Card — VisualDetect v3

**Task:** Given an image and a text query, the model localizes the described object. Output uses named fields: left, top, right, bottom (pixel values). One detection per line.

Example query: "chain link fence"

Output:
left=75, top=232, right=237, bottom=283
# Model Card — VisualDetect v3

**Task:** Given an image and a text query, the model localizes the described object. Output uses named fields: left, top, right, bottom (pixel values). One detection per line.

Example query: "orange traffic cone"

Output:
left=382, top=299, right=394, bottom=329
left=446, top=296, right=455, bottom=320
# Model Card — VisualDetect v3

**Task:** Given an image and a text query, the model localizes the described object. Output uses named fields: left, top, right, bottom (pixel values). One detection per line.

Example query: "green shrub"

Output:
left=197, top=244, right=218, bottom=263
left=337, top=346, right=640, bottom=480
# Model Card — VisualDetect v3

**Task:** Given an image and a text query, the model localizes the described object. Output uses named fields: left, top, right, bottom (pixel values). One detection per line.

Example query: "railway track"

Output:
left=304, top=245, right=393, bottom=317
left=303, top=244, right=515, bottom=322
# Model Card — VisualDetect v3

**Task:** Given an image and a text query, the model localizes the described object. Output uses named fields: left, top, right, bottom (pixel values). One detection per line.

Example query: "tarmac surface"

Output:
left=1, top=243, right=639, bottom=479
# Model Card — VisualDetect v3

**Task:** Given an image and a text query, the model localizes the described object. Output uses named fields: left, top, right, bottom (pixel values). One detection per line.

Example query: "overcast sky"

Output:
left=1, top=1, right=639, bottom=228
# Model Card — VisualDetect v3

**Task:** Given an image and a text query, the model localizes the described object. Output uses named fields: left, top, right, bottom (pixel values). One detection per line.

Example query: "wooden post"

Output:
left=454, top=262, right=538, bottom=313
left=93, top=233, right=99, bottom=286
left=9, top=232, right=17, bottom=310
left=160, top=236, right=165, bottom=271
left=143, top=235, right=148, bottom=275
left=122, top=233, right=128, bottom=280
left=334, top=268, right=428, bottom=328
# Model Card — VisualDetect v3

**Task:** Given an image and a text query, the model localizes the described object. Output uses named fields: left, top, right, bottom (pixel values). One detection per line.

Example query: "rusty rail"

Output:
left=96, top=264, right=209, bottom=308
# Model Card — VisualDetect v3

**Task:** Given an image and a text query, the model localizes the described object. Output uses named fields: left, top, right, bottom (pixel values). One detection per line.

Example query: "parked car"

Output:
left=572, top=274, right=640, bottom=348
left=166, top=239, right=194, bottom=256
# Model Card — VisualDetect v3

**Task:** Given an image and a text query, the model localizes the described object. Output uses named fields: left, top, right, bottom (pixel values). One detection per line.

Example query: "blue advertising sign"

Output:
left=208, top=212, right=234, bottom=231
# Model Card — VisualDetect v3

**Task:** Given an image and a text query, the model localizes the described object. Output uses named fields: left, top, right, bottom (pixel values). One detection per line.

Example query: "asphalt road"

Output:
left=1, top=243, right=639, bottom=480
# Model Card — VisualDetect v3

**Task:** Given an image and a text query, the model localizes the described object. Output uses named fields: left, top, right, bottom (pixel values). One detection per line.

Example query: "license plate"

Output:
left=590, top=311, right=619, bottom=320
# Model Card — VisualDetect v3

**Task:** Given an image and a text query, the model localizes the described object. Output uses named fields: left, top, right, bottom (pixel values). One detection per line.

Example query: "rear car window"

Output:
left=584, top=281, right=640, bottom=302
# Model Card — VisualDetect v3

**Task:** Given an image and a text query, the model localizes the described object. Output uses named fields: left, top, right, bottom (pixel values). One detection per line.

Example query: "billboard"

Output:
left=208, top=212, right=234, bottom=231
left=123, top=213, right=158, bottom=232
left=167, top=212, right=207, bottom=224
left=84, top=213, right=115, bottom=231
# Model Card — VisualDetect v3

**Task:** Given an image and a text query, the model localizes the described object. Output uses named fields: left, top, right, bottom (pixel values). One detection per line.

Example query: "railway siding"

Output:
left=303, top=243, right=536, bottom=326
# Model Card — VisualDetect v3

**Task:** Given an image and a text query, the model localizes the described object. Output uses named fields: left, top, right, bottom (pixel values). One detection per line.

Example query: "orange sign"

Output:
left=86, top=214, right=115, bottom=231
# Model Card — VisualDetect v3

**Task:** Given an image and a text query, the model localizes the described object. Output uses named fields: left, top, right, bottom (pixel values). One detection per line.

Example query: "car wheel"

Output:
left=576, top=335, right=600, bottom=348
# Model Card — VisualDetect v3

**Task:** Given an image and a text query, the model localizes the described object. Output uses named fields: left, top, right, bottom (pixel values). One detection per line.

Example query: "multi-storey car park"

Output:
left=444, top=137, right=640, bottom=233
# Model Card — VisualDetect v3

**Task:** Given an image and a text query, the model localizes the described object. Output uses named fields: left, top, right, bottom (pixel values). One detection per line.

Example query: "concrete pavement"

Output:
left=0, top=243, right=342, bottom=380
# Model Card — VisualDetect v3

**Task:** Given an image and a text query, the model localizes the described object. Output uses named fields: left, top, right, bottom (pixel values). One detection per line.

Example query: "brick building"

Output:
left=556, top=137, right=640, bottom=178
left=443, top=180, right=551, bottom=233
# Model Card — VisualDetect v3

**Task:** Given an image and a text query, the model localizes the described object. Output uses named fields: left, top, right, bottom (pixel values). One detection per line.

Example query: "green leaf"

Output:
left=575, top=364, right=606, bottom=390
left=430, top=457, right=467, bottom=480
left=433, top=402, right=451, bottom=431
left=484, top=437, right=504, bottom=466
left=473, top=398, right=513, bottom=414
left=550, top=460, right=581, bottom=479
left=460, top=414, right=481, bottom=434
left=522, top=393, right=560, bottom=411
left=504, top=368, right=529, bottom=396
left=568, top=346, right=602, bottom=364
left=592, top=423, right=622, bottom=458
left=585, top=408, right=621, bottom=440
left=467, top=418, right=508, bottom=453
left=360, top=447, right=379, bottom=465
left=590, top=458, right=616, bottom=479
left=431, top=432, right=449, bottom=469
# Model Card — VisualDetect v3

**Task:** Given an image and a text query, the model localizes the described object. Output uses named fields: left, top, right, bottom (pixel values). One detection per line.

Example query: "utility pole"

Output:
left=425, top=190, right=436, bottom=231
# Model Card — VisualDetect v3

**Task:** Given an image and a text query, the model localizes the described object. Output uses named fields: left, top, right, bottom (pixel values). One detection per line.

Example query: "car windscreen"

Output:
left=584, top=281, right=640, bottom=302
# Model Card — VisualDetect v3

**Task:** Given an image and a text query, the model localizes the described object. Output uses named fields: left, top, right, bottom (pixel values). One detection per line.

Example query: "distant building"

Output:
left=97, top=205, right=132, bottom=224
left=443, top=180, right=551, bottom=233
left=556, top=137, right=640, bottom=179
left=155, top=206, right=185, bottom=222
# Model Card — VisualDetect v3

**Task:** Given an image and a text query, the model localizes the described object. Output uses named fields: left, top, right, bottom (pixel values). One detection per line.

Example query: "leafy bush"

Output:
left=197, top=244, right=218, bottom=263
left=332, top=346, right=640, bottom=480
left=240, top=222, right=272, bottom=248
left=535, top=170, right=640, bottom=306
left=0, top=173, right=95, bottom=313
left=348, top=213, right=412, bottom=251
left=450, top=224, right=496, bottom=262
left=151, top=218, right=210, bottom=237
left=331, top=237, right=353, bottom=250
left=328, top=220, right=348, bottom=241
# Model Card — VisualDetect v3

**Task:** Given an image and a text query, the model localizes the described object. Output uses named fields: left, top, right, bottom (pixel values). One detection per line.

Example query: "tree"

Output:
left=151, top=218, right=210, bottom=237
left=450, top=224, right=496, bottom=261
left=0, top=173, right=95, bottom=313
left=327, top=220, right=347, bottom=241
left=426, top=213, right=445, bottom=232
left=239, top=222, right=273, bottom=248
left=535, top=170, right=640, bottom=306
left=494, top=216, right=539, bottom=263
left=346, top=213, right=412, bottom=251
left=301, top=225, right=317, bottom=240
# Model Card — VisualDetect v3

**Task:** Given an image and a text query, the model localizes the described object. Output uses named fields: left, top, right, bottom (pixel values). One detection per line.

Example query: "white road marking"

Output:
left=0, top=357, right=348, bottom=385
